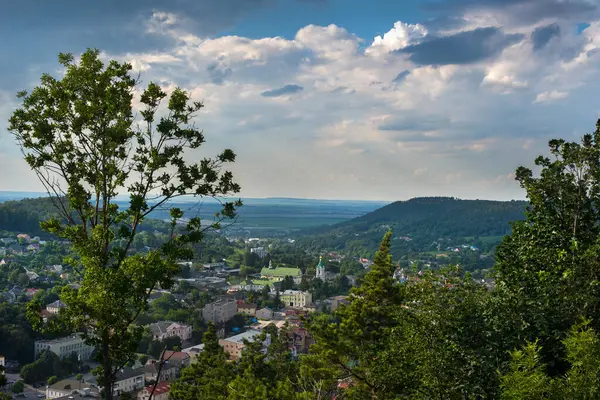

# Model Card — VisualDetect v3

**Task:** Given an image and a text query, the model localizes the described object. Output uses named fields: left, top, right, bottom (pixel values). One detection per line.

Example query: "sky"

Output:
left=1, top=0, right=600, bottom=201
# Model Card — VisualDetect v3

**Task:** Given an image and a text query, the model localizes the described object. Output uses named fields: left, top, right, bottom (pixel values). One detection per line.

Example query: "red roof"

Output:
left=144, top=381, right=170, bottom=395
left=162, top=350, right=190, bottom=361
left=26, top=288, right=40, bottom=295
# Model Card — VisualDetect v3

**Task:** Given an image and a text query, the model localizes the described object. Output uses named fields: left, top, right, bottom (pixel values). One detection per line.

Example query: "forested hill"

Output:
left=296, top=197, right=528, bottom=258
left=0, top=197, right=62, bottom=237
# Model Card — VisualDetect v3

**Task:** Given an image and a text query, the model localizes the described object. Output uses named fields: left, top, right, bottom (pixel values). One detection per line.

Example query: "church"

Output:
left=314, top=255, right=336, bottom=281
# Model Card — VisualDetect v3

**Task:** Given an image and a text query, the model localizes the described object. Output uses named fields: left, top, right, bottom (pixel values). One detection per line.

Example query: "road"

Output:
left=4, top=373, right=45, bottom=400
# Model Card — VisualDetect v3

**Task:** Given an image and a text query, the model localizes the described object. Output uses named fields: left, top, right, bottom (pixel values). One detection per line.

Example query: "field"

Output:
left=0, top=191, right=387, bottom=236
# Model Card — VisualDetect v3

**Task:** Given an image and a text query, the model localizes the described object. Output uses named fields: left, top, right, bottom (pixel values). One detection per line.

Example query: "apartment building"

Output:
left=34, top=333, right=95, bottom=360
left=219, top=330, right=271, bottom=361
left=280, top=290, right=313, bottom=308
left=202, top=298, right=237, bottom=323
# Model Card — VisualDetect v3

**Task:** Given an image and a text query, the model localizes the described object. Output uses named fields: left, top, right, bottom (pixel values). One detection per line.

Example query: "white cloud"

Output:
left=369, top=21, right=428, bottom=52
left=534, top=90, right=569, bottom=103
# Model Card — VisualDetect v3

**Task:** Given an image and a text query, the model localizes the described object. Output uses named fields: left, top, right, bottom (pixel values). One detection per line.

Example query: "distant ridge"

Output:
left=296, top=196, right=528, bottom=258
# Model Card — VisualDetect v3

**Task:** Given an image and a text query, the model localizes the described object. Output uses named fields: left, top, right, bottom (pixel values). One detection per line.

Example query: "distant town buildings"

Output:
left=138, top=382, right=171, bottom=400
left=149, top=321, right=192, bottom=342
left=46, top=300, right=66, bottom=314
left=113, top=367, right=145, bottom=397
left=280, top=290, right=312, bottom=308
left=250, top=247, right=268, bottom=259
left=219, top=330, right=270, bottom=360
left=46, top=378, right=96, bottom=399
left=315, top=256, right=326, bottom=280
left=260, top=262, right=302, bottom=284
left=34, top=333, right=94, bottom=360
left=202, top=298, right=237, bottom=323
left=256, top=307, right=274, bottom=320
left=237, top=302, right=257, bottom=316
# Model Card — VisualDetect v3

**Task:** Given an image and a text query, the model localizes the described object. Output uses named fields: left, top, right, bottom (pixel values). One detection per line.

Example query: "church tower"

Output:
left=315, top=255, right=325, bottom=280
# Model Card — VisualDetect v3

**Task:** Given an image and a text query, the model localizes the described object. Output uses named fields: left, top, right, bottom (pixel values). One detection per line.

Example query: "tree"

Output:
left=11, top=381, right=24, bottom=394
left=494, top=122, right=600, bottom=375
left=0, top=365, right=6, bottom=388
left=47, top=375, right=58, bottom=386
left=10, top=49, right=241, bottom=400
left=138, top=355, right=149, bottom=365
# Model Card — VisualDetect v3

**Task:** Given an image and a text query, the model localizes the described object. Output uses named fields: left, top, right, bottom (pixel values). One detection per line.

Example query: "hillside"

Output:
left=0, top=197, right=64, bottom=237
left=296, top=197, right=528, bottom=259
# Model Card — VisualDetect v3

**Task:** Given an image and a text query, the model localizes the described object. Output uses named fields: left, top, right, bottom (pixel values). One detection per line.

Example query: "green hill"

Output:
left=296, top=197, right=528, bottom=259
left=0, top=197, right=63, bottom=237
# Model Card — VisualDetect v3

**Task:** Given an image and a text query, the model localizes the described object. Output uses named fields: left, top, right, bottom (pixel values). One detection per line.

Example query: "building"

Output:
left=250, top=247, right=268, bottom=259
left=46, top=378, right=94, bottom=399
left=280, top=290, right=312, bottom=308
left=288, top=327, right=315, bottom=355
left=260, top=263, right=302, bottom=284
left=149, top=321, right=192, bottom=342
left=34, top=334, right=95, bottom=360
left=237, top=302, right=257, bottom=316
left=256, top=307, right=273, bottom=320
left=219, top=330, right=271, bottom=361
left=315, top=256, right=326, bottom=280
left=113, top=367, right=145, bottom=397
left=0, top=355, right=4, bottom=367
left=202, top=298, right=237, bottom=323
left=181, top=344, right=205, bottom=361
left=142, top=361, right=179, bottom=383
left=330, top=295, right=350, bottom=312
left=138, top=381, right=170, bottom=400
left=46, top=300, right=67, bottom=314
left=160, top=350, right=191, bottom=368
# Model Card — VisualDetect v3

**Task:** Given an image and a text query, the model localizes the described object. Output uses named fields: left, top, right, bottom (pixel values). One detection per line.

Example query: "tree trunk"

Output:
left=102, top=330, right=113, bottom=400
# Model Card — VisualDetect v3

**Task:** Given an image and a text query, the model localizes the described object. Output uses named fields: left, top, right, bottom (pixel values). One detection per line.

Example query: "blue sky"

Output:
left=1, top=0, right=600, bottom=200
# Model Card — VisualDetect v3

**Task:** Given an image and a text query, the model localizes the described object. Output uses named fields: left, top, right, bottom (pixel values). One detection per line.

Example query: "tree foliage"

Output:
left=9, top=49, right=241, bottom=400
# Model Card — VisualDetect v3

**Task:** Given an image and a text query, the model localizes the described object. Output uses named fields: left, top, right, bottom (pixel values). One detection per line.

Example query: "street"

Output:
left=3, top=373, right=45, bottom=400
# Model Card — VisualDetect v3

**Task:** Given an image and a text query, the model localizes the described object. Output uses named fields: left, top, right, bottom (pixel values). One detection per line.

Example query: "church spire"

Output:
left=316, top=255, right=325, bottom=280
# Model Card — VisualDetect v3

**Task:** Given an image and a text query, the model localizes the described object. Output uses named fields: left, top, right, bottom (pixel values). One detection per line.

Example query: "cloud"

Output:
left=206, top=62, right=232, bottom=85
left=531, top=23, right=561, bottom=51
left=534, top=90, right=569, bottom=103
left=260, top=84, right=304, bottom=97
left=378, top=115, right=450, bottom=132
left=426, top=0, right=599, bottom=26
left=399, top=27, right=524, bottom=66
left=393, top=70, right=411, bottom=83
left=369, top=21, right=428, bottom=52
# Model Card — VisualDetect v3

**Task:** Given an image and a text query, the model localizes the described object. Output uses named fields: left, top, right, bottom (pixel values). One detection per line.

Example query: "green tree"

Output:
left=10, top=49, right=241, bottom=400
left=47, top=375, right=58, bottom=386
left=11, top=381, right=24, bottom=394
left=494, top=122, right=600, bottom=375
left=138, top=355, right=149, bottom=365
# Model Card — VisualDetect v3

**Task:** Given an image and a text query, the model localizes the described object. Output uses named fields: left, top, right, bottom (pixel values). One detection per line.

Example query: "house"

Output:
left=250, top=247, right=268, bottom=258
left=280, top=290, right=312, bottom=309
left=35, top=333, right=95, bottom=360
left=160, top=350, right=191, bottom=368
left=113, top=367, right=145, bottom=397
left=149, top=321, right=192, bottom=342
left=142, top=361, right=179, bottom=383
left=47, top=300, right=67, bottom=314
left=0, top=355, right=5, bottom=367
left=260, top=265, right=302, bottom=284
left=27, top=243, right=40, bottom=252
left=47, top=264, right=63, bottom=274
left=26, top=270, right=39, bottom=280
left=288, top=327, right=315, bottom=355
left=330, top=296, right=350, bottom=312
left=256, top=307, right=273, bottom=320
left=138, top=381, right=170, bottom=400
left=7, top=244, right=23, bottom=255
left=46, top=378, right=96, bottom=399
left=219, top=330, right=271, bottom=361
left=25, top=288, right=41, bottom=298
left=17, top=234, right=31, bottom=242
left=202, top=298, right=237, bottom=324
left=181, top=344, right=205, bottom=361
left=236, top=302, right=257, bottom=316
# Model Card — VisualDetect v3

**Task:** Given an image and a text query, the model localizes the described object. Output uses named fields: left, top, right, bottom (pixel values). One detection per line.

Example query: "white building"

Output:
left=219, top=330, right=270, bottom=361
left=149, top=321, right=192, bottom=342
left=250, top=247, right=268, bottom=259
left=46, top=379, right=96, bottom=399
left=280, top=290, right=313, bottom=308
left=46, top=300, right=66, bottom=314
left=34, top=334, right=94, bottom=360
left=202, top=298, right=237, bottom=324
left=113, top=367, right=145, bottom=397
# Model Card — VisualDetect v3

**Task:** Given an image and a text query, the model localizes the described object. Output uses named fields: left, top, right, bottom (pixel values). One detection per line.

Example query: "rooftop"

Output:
left=281, top=290, right=309, bottom=295
left=115, top=367, right=145, bottom=381
left=221, top=330, right=264, bottom=344
left=260, top=267, right=302, bottom=277
left=237, top=303, right=257, bottom=309
left=36, top=333, right=84, bottom=345
left=143, top=381, right=170, bottom=396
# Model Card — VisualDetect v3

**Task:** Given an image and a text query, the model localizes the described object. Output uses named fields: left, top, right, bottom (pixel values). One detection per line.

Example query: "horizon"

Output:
left=2, top=0, right=598, bottom=200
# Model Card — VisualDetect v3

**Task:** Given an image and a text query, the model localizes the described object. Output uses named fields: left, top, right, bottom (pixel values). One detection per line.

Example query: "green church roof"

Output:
left=260, top=266, right=302, bottom=277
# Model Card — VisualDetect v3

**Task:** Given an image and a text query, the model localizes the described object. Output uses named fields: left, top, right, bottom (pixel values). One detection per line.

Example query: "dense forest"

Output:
left=297, top=197, right=528, bottom=258
left=0, top=197, right=63, bottom=237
